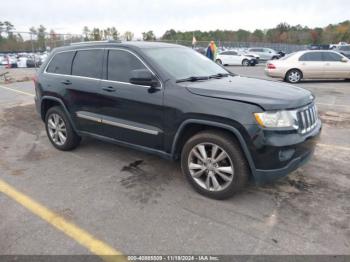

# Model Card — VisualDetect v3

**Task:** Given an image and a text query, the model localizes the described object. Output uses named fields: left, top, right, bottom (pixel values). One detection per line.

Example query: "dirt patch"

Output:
left=0, top=104, right=43, bottom=135
left=319, top=110, right=350, bottom=127
left=119, top=160, right=173, bottom=206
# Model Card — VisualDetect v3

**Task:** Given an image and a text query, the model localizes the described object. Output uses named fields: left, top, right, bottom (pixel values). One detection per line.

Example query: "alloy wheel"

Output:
left=47, top=113, right=67, bottom=146
left=288, top=71, right=301, bottom=83
left=187, top=143, right=234, bottom=192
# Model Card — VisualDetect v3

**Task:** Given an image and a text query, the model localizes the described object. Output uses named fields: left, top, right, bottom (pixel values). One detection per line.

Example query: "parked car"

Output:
left=307, top=44, right=331, bottom=50
left=216, top=50, right=257, bottom=66
left=237, top=49, right=260, bottom=62
left=247, top=47, right=280, bottom=60
left=35, top=41, right=321, bottom=199
left=332, top=45, right=350, bottom=58
left=265, top=50, right=350, bottom=83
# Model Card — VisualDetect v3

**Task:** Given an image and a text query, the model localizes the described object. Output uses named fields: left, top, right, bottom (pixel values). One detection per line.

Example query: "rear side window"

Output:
left=107, top=50, right=148, bottom=82
left=299, top=52, right=323, bottom=61
left=46, top=51, right=75, bottom=75
left=72, top=49, right=103, bottom=78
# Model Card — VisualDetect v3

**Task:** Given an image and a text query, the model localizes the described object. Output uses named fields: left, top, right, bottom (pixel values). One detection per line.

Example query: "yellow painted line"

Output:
left=0, top=84, right=35, bottom=97
left=0, top=179, right=126, bottom=262
left=317, top=143, right=350, bottom=152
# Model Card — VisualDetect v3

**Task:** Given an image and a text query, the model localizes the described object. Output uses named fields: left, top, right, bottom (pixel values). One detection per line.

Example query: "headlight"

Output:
left=254, top=110, right=298, bottom=129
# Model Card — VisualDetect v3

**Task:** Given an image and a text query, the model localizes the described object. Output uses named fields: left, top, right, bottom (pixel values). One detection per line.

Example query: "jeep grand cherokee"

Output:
left=34, top=41, right=321, bottom=199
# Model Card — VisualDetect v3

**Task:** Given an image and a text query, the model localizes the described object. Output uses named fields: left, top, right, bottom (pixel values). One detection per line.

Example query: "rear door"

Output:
left=66, top=49, right=105, bottom=134
left=322, top=52, right=350, bottom=79
left=298, top=52, right=325, bottom=78
left=227, top=51, right=242, bottom=65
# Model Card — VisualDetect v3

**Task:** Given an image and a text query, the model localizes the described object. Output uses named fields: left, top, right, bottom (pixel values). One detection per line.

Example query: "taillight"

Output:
left=267, top=63, right=276, bottom=69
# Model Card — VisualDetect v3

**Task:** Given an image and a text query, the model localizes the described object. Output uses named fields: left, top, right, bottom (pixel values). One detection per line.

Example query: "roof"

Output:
left=53, top=41, right=181, bottom=53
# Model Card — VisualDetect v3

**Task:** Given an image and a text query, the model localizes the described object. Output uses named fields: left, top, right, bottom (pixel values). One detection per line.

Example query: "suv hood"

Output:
left=184, top=76, right=313, bottom=110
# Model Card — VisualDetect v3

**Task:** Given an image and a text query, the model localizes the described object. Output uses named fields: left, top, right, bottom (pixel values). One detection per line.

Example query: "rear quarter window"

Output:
left=46, top=51, right=76, bottom=75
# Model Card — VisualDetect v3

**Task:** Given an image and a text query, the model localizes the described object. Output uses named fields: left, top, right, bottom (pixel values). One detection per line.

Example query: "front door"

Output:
left=322, top=52, right=350, bottom=79
left=97, top=49, right=164, bottom=150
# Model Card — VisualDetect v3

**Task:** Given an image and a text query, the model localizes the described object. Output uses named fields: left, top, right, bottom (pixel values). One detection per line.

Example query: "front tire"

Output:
left=45, top=106, right=81, bottom=151
left=181, top=130, right=249, bottom=200
left=242, top=59, right=250, bottom=66
left=285, top=69, right=302, bottom=83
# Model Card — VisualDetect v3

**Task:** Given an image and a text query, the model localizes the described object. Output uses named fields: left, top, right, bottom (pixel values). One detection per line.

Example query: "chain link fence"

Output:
left=0, top=31, right=308, bottom=72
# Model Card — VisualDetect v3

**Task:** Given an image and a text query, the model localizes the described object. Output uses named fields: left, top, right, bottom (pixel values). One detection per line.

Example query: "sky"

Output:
left=1, top=0, right=349, bottom=38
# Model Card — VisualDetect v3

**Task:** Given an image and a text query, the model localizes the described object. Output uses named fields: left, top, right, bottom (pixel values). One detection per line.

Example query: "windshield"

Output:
left=144, top=47, right=229, bottom=80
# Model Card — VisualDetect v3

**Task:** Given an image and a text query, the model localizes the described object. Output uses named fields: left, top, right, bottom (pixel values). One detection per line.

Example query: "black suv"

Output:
left=34, top=41, right=321, bottom=199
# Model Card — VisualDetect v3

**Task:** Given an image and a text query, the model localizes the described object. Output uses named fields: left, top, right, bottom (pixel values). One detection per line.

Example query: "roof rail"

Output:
left=70, top=40, right=122, bottom=46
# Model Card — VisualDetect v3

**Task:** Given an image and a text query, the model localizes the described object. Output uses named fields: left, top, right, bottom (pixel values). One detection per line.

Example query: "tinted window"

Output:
left=299, top=52, right=323, bottom=61
left=228, top=51, right=238, bottom=55
left=220, top=51, right=229, bottom=55
left=72, top=50, right=103, bottom=78
left=323, top=52, right=342, bottom=62
left=46, top=51, right=75, bottom=74
left=107, top=50, right=148, bottom=82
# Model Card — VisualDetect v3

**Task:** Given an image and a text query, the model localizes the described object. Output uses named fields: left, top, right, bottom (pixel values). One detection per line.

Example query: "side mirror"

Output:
left=341, top=57, right=348, bottom=62
left=129, top=69, right=159, bottom=87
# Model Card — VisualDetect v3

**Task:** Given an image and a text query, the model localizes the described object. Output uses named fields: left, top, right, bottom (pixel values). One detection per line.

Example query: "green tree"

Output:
left=123, top=31, right=134, bottom=41
left=142, top=30, right=156, bottom=41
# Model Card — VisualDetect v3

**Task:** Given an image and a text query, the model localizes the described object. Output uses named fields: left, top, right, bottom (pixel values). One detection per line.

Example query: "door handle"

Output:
left=61, top=80, right=72, bottom=85
left=102, top=86, right=116, bottom=92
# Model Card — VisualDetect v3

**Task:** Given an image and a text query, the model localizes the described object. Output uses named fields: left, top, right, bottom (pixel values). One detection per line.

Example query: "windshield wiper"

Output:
left=176, top=76, right=209, bottom=83
left=209, top=73, right=230, bottom=79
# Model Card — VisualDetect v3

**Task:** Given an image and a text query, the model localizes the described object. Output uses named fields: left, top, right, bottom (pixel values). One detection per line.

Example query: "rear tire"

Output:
left=181, top=130, right=249, bottom=200
left=285, top=69, right=302, bottom=83
left=45, top=106, right=81, bottom=151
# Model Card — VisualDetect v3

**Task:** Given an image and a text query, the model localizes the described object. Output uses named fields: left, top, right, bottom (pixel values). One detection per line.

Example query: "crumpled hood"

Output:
left=184, top=76, right=313, bottom=110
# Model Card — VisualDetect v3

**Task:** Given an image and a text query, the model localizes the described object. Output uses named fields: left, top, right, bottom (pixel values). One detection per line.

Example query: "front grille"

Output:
left=297, top=103, right=318, bottom=134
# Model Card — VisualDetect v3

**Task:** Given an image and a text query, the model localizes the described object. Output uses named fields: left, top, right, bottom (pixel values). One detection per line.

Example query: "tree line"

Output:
left=162, top=21, right=350, bottom=44
left=0, top=20, right=349, bottom=52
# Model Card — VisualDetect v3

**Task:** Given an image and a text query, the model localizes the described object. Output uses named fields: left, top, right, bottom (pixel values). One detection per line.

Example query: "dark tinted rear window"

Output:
left=72, top=49, right=103, bottom=78
left=46, top=51, right=75, bottom=74
left=107, top=50, right=147, bottom=82
left=299, top=52, right=323, bottom=61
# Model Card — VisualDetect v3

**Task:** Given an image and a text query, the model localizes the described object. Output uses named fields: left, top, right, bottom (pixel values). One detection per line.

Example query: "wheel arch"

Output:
left=171, top=119, right=257, bottom=178
left=40, top=96, right=79, bottom=133
left=285, top=68, right=303, bottom=80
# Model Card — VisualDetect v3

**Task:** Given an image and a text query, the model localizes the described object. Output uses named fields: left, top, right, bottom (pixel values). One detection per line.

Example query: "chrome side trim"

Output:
left=102, top=119, right=159, bottom=135
left=76, top=111, right=159, bottom=135
left=76, top=112, right=102, bottom=123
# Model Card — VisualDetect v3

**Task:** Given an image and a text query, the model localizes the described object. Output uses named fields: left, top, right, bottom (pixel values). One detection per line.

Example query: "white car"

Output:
left=265, top=50, right=350, bottom=83
left=216, top=50, right=257, bottom=66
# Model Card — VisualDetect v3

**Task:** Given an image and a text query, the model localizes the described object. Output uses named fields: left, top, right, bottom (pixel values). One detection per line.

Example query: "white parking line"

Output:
left=0, top=84, right=35, bottom=97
